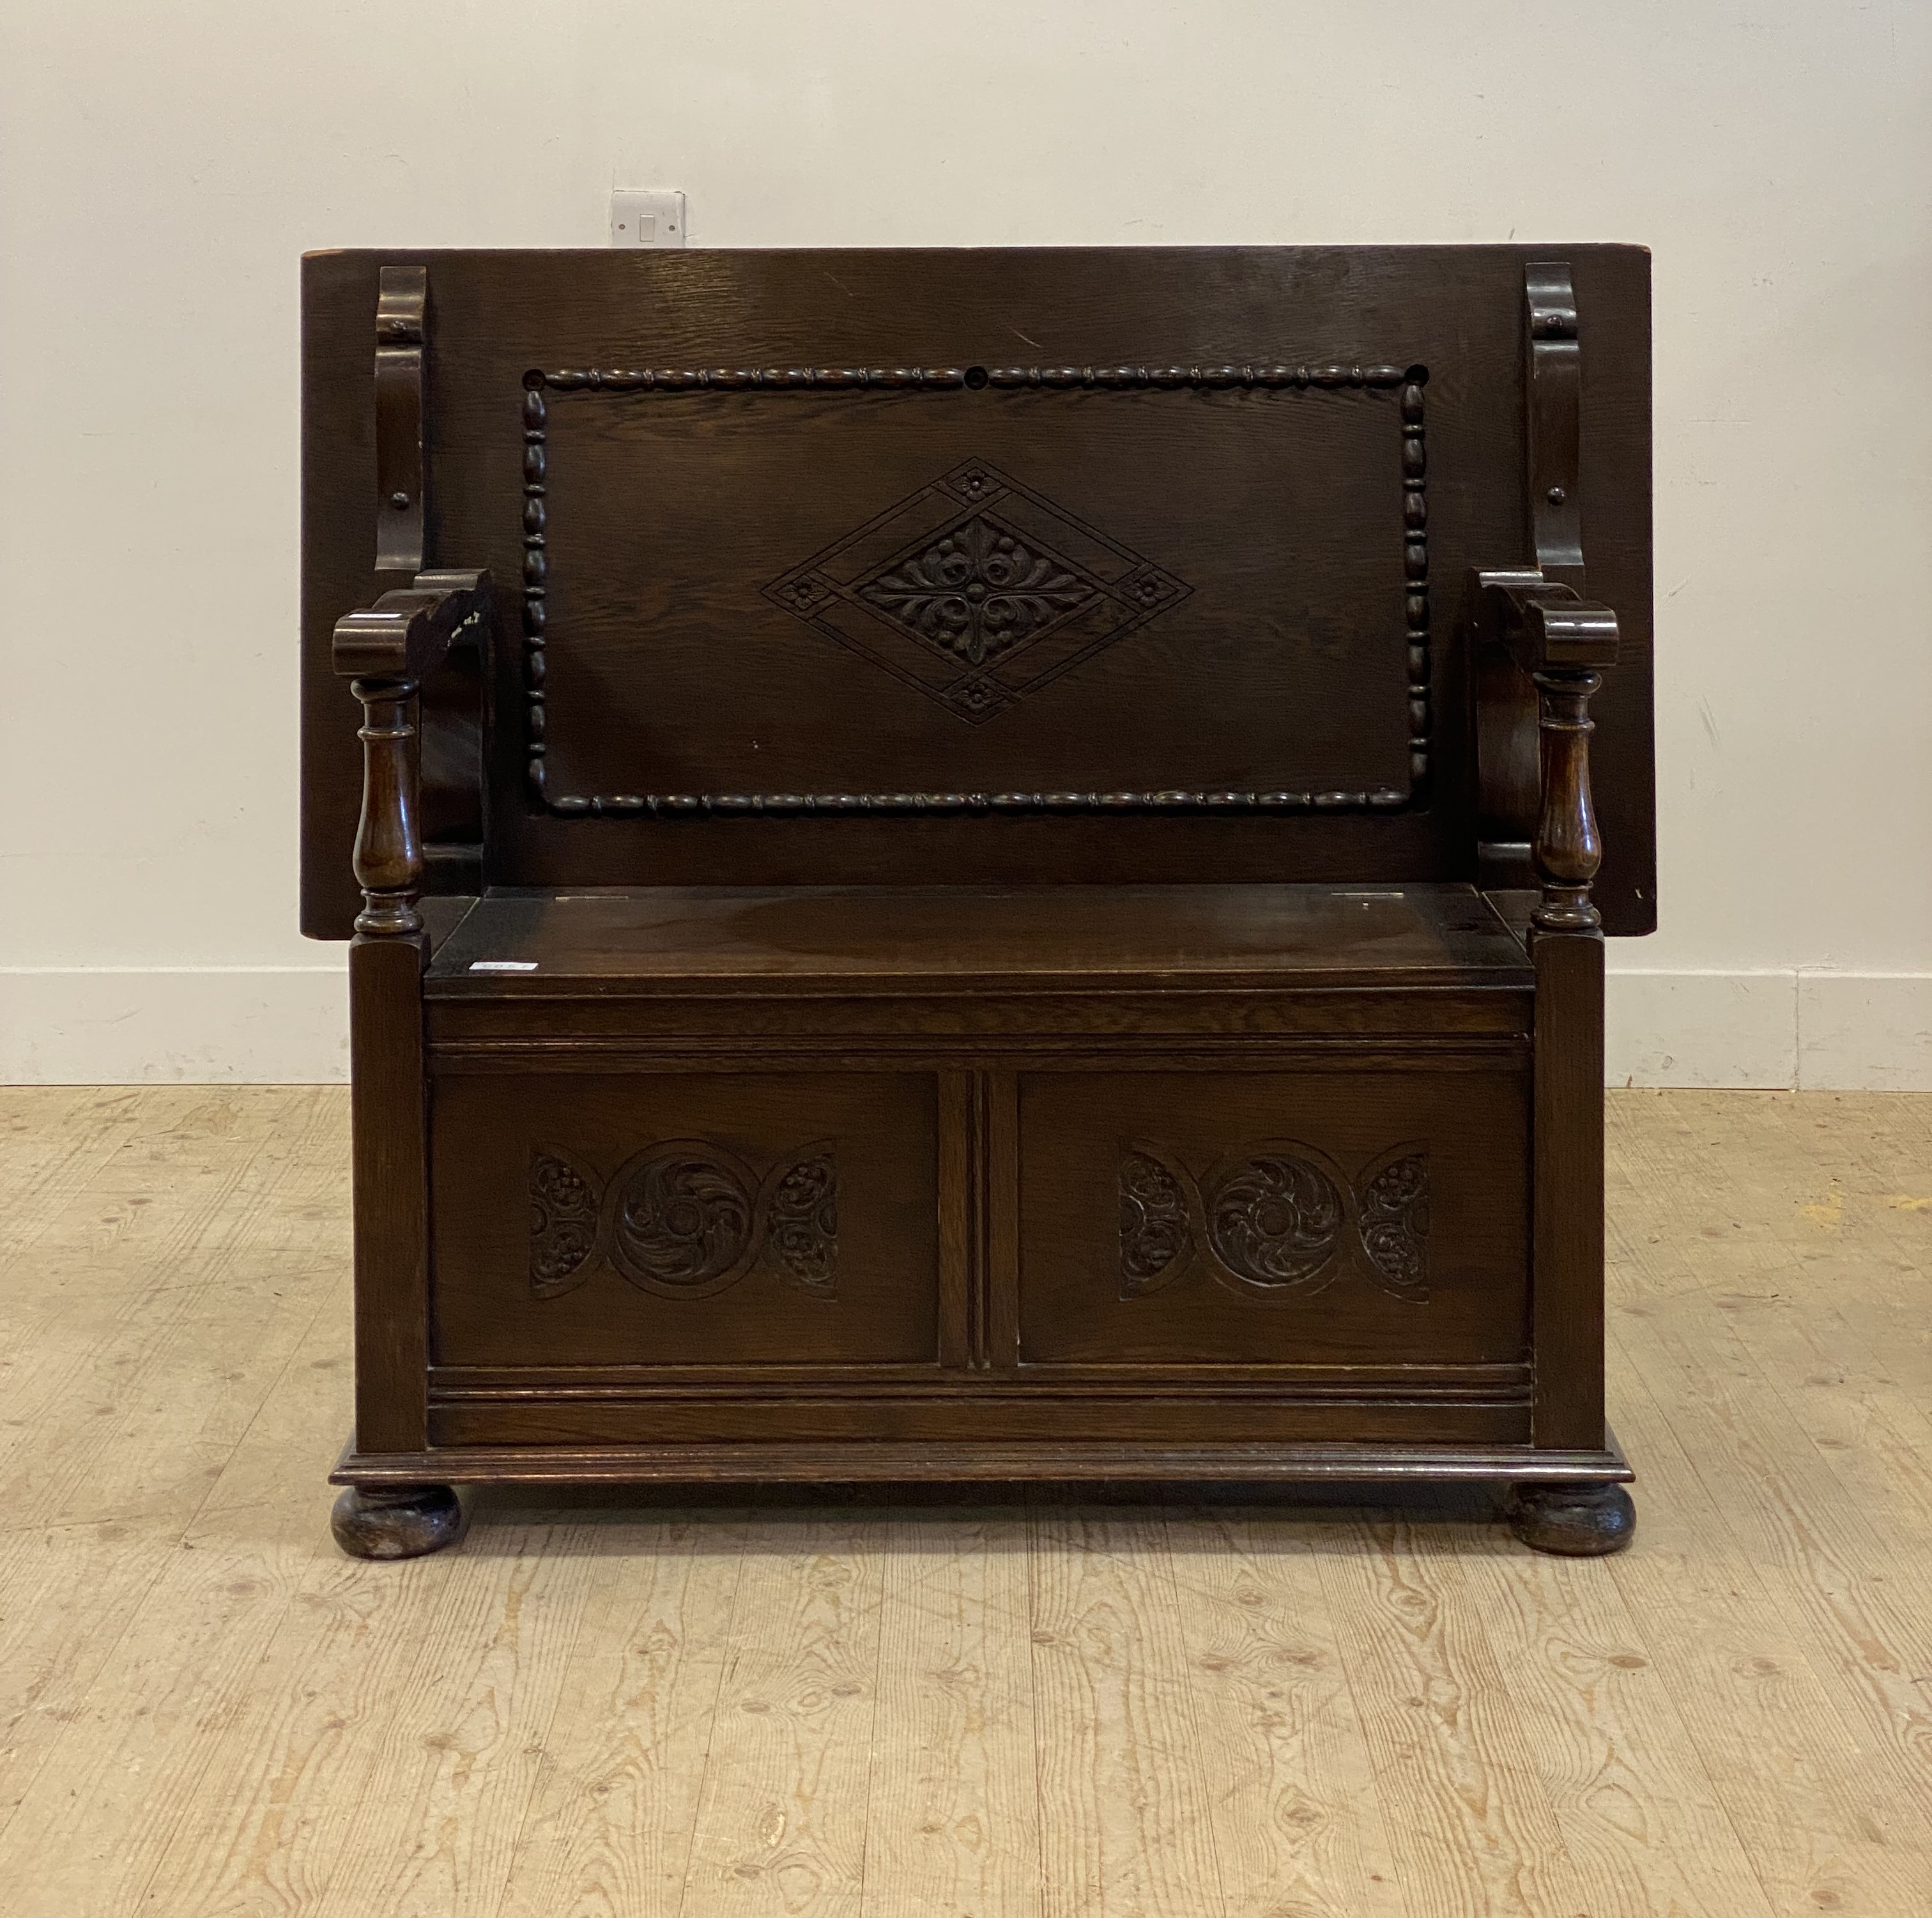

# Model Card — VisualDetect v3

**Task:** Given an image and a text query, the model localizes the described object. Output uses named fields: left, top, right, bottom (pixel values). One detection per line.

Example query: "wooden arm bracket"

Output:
left=1468, top=261, right=1620, bottom=929
left=334, top=571, right=491, bottom=941
left=375, top=265, right=427, bottom=578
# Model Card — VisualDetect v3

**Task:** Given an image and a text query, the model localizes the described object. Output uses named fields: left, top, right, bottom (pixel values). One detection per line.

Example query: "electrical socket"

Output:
left=610, top=188, right=686, bottom=248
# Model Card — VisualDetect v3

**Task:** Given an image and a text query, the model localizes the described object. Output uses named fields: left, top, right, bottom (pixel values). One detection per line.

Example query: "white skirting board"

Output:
left=1600, top=971, right=1932, bottom=1089
left=0, top=968, right=351, bottom=1085
left=3, top=965, right=1931, bottom=1090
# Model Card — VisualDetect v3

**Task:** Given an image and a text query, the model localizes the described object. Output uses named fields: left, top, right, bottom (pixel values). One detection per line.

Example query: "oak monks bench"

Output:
left=300, top=245, right=1653, bottom=1559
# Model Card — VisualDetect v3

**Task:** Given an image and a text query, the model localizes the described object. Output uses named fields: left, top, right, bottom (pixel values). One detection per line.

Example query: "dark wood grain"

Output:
left=331, top=1434, right=1632, bottom=1487
left=1531, top=930, right=1607, bottom=1450
left=304, top=247, right=1649, bottom=1555
left=348, top=934, right=430, bottom=1452
left=301, top=245, right=1653, bottom=935
left=330, top=1482, right=464, bottom=1560
left=420, top=882, right=1533, bottom=993
left=1506, top=1478, right=1634, bottom=1555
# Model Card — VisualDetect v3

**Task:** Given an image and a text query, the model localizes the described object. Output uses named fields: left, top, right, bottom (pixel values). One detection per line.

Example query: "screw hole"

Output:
left=1404, top=363, right=1429, bottom=385
left=964, top=365, right=989, bottom=390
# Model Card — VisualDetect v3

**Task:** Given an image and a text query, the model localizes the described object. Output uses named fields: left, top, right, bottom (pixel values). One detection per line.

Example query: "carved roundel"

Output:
left=604, top=1140, right=760, bottom=1299
left=1204, top=1141, right=1347, bottom=1293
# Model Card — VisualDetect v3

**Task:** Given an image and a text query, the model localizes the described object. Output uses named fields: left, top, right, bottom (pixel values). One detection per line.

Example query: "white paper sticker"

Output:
left=469, top=960, right=539, bottom=972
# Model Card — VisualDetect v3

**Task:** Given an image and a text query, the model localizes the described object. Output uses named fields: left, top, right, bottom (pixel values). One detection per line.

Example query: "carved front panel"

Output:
left=432, top=1073, right=937, bottom=1367
left=1023, top=1068, right=1526, bottom=1366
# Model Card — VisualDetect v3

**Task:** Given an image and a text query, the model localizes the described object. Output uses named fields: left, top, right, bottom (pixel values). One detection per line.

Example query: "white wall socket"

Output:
left=610, top=188, right=686, bottom=247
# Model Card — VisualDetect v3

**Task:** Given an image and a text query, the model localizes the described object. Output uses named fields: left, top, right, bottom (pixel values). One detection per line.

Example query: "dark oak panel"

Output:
left=422, top=882, right=1533, bottom=994
left=1016, top=1068, right=1529, bottom=1368
left=535, top=380, right=1412, bottom=802
left=425, top=1396, right=1529, bottom=1450
left=302, top=245, right=1653, bottom=937
left=430, top=1071, right=940, bottom=1367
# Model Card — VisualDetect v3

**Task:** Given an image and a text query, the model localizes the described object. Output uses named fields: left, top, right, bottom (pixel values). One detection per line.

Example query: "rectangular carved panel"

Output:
left=431, top=1072, right=939, bottom=1367
left=1017, top=1068, right=1528, bottom=1367
left=529, top=367, right=1414, bottom=812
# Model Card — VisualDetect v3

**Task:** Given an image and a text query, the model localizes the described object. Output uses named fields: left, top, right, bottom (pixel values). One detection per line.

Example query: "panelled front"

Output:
left=1018, top=1065, right=1530, bottom=1369
left=429, top=1070, right=940, bottom=1367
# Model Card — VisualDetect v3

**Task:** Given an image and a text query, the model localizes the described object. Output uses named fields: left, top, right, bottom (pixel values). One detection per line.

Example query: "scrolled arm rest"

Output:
left=1469, top=568, right=1618, bottom=676
left=334, top=569, right=491, bottom=941
left=1468, top=567, right=1618, bottom=935
left=333, top=567, right=491, bottom=684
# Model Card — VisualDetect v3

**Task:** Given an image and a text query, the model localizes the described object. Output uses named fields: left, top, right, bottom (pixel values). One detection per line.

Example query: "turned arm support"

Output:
left=333, top=568, right=491, bottom=939
left=1469, top=570, right=1620, bottom=933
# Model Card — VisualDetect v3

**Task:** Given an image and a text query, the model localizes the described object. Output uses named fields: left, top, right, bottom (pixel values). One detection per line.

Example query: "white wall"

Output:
left=2, top=1, right=1928, bottom=1084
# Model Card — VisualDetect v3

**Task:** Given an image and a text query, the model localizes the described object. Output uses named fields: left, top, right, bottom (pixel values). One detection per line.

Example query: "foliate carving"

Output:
left=609, top=1145, right=756, bottom=1296
left=762, top=1144, right=839, bottom=1293
left=859, top=516, right=1098, bottom=668
left=520, top=362, right=1427, bottom=808
left=764, top=458, right=1189, bottom=725
left=1118, top=1146, right=1195, bottom=1298
left=523, top=1137, right=839, bottom=1300
left=1116, top=1139, right=1432, bottom=1302
left=1358, top=1151, right=1431, bottom=1298
left=528, top=1149, right=601, bottom=1298
left=1208, top=1152, right=1346, bottom=1290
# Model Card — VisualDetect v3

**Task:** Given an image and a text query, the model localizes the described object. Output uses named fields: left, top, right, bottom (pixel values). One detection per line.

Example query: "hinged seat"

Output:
left=422, top=882, right=1535, bottom=998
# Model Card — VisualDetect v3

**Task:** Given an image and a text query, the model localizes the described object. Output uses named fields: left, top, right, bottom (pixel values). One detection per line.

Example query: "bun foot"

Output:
left=1506, top=1480, right=1635, bottom=1556
left=331, top=1483, right=466, bottom=1560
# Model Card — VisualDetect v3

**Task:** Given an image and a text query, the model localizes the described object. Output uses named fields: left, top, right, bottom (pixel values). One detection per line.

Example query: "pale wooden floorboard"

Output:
left=0, top=1086, right=149, bottom=1269
left=1028, top=1503, right=1229, bottom=1918
left=861, top=1507, right=1040, bottom=1918
left=0, top=1087, right=1928, bottom=1915
left=494, top=1510, right=752, bottom=1918
left=678, top=1509, right=888, bottom=1917
left=1162, top=1506, right=1404, bottom=1918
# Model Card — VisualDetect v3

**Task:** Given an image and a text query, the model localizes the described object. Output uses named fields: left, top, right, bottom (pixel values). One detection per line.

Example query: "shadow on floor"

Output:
left=444, top=1476, right=1525, bottom=1557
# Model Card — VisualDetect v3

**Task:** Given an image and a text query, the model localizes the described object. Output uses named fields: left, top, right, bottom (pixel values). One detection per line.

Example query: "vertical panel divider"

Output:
left=937, top=1070, right=973, bottom=1369
left=986, top=1069, right=1022, bottom=1370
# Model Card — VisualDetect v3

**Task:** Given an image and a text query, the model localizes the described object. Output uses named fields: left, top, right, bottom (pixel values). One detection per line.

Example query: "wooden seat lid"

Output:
left=422, top=882, right=1532, bottom=995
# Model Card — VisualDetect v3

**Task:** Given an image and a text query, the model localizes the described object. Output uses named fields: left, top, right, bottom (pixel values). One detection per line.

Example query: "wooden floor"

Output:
left=1, top=1089, right=1929, bottom=1916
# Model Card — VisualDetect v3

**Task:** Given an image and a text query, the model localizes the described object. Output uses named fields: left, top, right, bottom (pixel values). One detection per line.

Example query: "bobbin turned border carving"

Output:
left=518, top=362, right=1430, bottom=817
